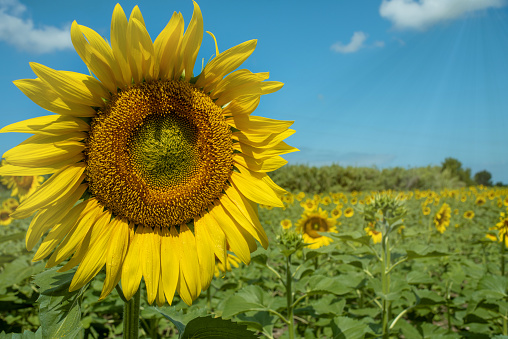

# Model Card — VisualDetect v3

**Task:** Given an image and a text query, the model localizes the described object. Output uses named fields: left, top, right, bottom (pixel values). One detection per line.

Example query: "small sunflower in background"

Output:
left=0, top=165, right=44, bottom=202
left=364, top=222, right=382, bottom=244
left=434, top=203, right=451, bottom=234
left=280, top=219, right=292, bottom=230
left=422, top=206, right=431, bottom=216
left=330, top=207, right=342, bottom=219
left=296, top=208, right=337, bottom=249
left=344, top=207, right=354, bottom=218
left=214, top=253, right=242, bottom=278
left=295, top=192, right=305, bottom=202
left=2, top=198, right=19, bottom=214
left=300, top=198, right=317, bottom=212
left=0, top=2, right=296, bottom=306
left=0, top=209, right=12, bottom=226
left=475, top=196, right=486, bottom=206
left=463, top=210, right=474, bottom=220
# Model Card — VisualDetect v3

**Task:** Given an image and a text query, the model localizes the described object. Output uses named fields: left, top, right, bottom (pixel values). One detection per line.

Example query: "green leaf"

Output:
left=33, top=267, right=84, bottom=339
left=406, top=271, right=434, bottom=285
left=180, top=316, right=258, bottom=339
left=306, top=276, right=356, bottom=296
left=0, top=328, right=42, bottom=339
left=329, top=232, right=372, bottom=247
left=331, top=317, right=372, bottom=339
left=221, top=286, right=270, bottom=319
left=156, top=309, right=186, bottom=335
left=476, top=275, right=508, bottom=299
left=405, top=245, right=450, bottom=260
left=0, top=232, right=25, bottom=244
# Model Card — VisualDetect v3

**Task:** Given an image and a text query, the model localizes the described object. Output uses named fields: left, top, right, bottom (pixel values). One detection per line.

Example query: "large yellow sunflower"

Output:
left=295, top=208, right=337, bottom=249
left=433, top=203, right=451, bottom=234
left=0, top=2, right=296, bottom=306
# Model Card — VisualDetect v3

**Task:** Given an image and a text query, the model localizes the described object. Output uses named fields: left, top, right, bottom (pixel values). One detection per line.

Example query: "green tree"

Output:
left=474, top=170, right=493, bottom=186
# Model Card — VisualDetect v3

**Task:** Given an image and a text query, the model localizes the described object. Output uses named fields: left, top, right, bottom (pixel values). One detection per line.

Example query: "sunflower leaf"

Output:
left=180, top=316, right=258, bottom=339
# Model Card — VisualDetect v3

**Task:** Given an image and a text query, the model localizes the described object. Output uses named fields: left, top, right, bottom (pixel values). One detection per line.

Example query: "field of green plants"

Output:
left=1, top=163, right=508, bottom=338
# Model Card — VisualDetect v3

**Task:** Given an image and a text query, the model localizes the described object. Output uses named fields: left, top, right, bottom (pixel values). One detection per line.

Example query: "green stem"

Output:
left=503, top=311, right=508, bottom=336
left=502, top=233, right=506, bottom=277
left=123, top=288, right=141, bottom=339
left=286, top=254, right=295, bottom=339
left=206, top=286, right=212, bottom=311
left=381, top=225, right=391, bottom=339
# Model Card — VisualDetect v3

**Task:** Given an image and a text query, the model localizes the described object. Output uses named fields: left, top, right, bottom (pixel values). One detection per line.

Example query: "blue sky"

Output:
left=0, top=0, right=507, bottom=183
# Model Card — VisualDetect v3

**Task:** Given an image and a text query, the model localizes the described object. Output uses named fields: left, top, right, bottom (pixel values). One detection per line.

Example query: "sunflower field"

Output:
left=2, top=177, right=508, bottom=338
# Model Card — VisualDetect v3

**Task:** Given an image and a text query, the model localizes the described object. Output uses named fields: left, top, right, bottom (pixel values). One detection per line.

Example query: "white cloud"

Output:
left=331, top=31, right=368, bottom=54
left=380, top=0, right=506, bottom=30
left=374, top=40, right=385, bottom=48
left=0, top=0, right=73, bottom=53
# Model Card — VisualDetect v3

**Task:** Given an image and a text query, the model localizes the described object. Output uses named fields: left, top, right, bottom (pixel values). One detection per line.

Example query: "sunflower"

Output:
left=295, top=208, right=337, bottom=249
left=364, top=222, right=382, bottom=244
left=295, top=192, right=305, bottom=202
left=487, top=212, right=508, bottom=246
left=344, top=207, right=354, bottom=218
left=422, top=206, right=431, bottom=216
left=214, top=253, right=241, bottom=278
left=0, top=209, right=12, bottom=226
left=330, top=208, right=342, bottom=219
left=2, top=198, right=19, bottom=213
left=280, top=219, right=292, bottom=230
left=0, top=2, right=296, bottom=306
left=475, top=196, right=486, bottom=206
left=463, top=210, right=474, bottom=220
left=0, top=166, right=45, bottom=201
left=434, top=203, right=451, bottom=234
left=300, top=198, right=317, bottom=212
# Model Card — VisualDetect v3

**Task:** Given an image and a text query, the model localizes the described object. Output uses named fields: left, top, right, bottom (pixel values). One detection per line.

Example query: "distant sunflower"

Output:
left=0, top=209, right=12, bottom=226
left=0, top=2, right=296, bottom=306
left=0, top=167, right=44, bottom=201
left=344, top=207, right=354, bottom=218
left=475, top=196, right=486, bottom=206
left=280, top=219, right=292, bottom=230
left=330, top=208, right=342, bottom=219
left=300, top=198, right=317, bottom=212
left=296, top=208, right=337, bottom=249
left=434, top=203, right=451, bottom=234
left=214, top=253, right=241, bottom=278
left=2, top=198, right=19, bottom=213
left=422, top=206, right=431, bottom=216
left=463, top=210, right=474, bottom=220
left=364, top=222, right=382, bottom=244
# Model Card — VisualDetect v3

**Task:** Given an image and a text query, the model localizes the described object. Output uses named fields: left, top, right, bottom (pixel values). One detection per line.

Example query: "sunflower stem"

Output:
left=502, top=233, right=506, bottom=277
left=286, top=254, right=295, bottom=339
left=381, top=221, right=391, bottom=339
left=123, top=289, right=141, bottom=339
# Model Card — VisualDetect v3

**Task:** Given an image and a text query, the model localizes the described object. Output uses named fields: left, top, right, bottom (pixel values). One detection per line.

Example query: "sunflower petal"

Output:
left=230, top=165, right=283, bottom=207
left=179, top=1, right=203, bottom=81
left=233, top=140, right=298, bottom=160
left=196, top=39, right=257, bottom=93
left=233, top=129, right=295, bottom=148
left=128, top=18, right=155, bottom=83
left=228, top=114, right=294, bottom=133
left=12, top=164, right=86, bottom=219
left=0, top=115, right=89, bottom=136
left=196, top=211, right=227, bottom=265
left=141, top=227, right=161, bottom=305
left=100, top=217, right=130, bottom=300
left=13, top=79, right=97, bottom=117
left=0, top=154, right=84, bottom=176
left=30, top=63, right=108, bottom=107
left=178, top=224, right=201, bottom=302
left=154, top=11, right=184, bottom=80
left=194, top=217, right=215, bottom=290
left=26, top=183, right=87, bottom=251
left=233, top=153, right=287, bottom=173
left=222, top=95, right=260, bottom=117
left=111, top=4, right=132, bottom=86
left=161, top=227, right=179, bottom=305
left=208, top=203, right=250, bottom=264
left=121, top=225, right=144, bottom=300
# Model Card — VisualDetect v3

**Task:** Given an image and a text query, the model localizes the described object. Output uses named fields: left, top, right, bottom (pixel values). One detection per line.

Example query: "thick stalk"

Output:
left=381, top=226, right=391, bottom=339
left=502, top=233, right=506, bottom=277
left=286, top=254, right=295, bottom=339
left=123, top=288, right=141, bottom=339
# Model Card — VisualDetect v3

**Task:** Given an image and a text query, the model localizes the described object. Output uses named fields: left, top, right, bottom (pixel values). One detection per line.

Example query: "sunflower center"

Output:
left=0, top=210, right=10, bottom=221
left=86, top=80, right=233, bottom=228
left=13, top=176, right=33, bottom=190
left=304, top=217, right=329, bottom=238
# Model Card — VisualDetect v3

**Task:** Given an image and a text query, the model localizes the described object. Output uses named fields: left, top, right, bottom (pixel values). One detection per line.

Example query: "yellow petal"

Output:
left=0, top=115, right=89, bottom=136
left=129, top=5, right=146, bottom=26
left=233, top=140, right=298, bottom=160
left=71, top=21, right=118, bottom=93
left=196, top=211, right=227, bottom=265
left=44, top=200, right=102, bottom=267
left=224, top=185, right=268, bottom=249
left=208, top=203, right=250, bottom=264
left=57, top=225, right=93, bottom=272
left=178, top=224, right=201, bottom=301
left=26, top=183, right=87, bottom=251
left=121, top=225, right=144, bottom=300
left=30, top=63, right=108, bottom=107
left=100, top=217, right=130, bottom=300
left=69, top=213, right=114, bottom=292
left=141, top=227, right=161, bottom=305
left=127, top=18, right=155, bottom=83
left=233, top=153, right=287, bottom=173
left=155, top=12, right=184, bottom=80
left=222, top=95, right=260, bottom=117
left=3, top=133, right=85, bottom=168
left=262, top=175, right=288, bottom=197
left=233, top=129, right=295, bottom=148
left=179, top=1, right=203, bottom=81
left=0, top=154, right=83, bottom=176
left=156, top=273, right=166, bottom=307
left=212, top=70, right=268, bottom=100
left=13, top=79, right=97, bottom=117
left=230, top=165, right=283, bottom=207
left=161, top=227, right=179, bottom=305
left=194, top=217, right=215, bottom=290
left=32, top=198, right=96, bottom=262
left=216, top=80, right=283, bottom=107
left=111, top=4, right=132, bottom=86
left=228, top=115, right=294, bottom=133
left=195, top=39, right=257, bottom=93
left=12, top=164, right=86, bottom=219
